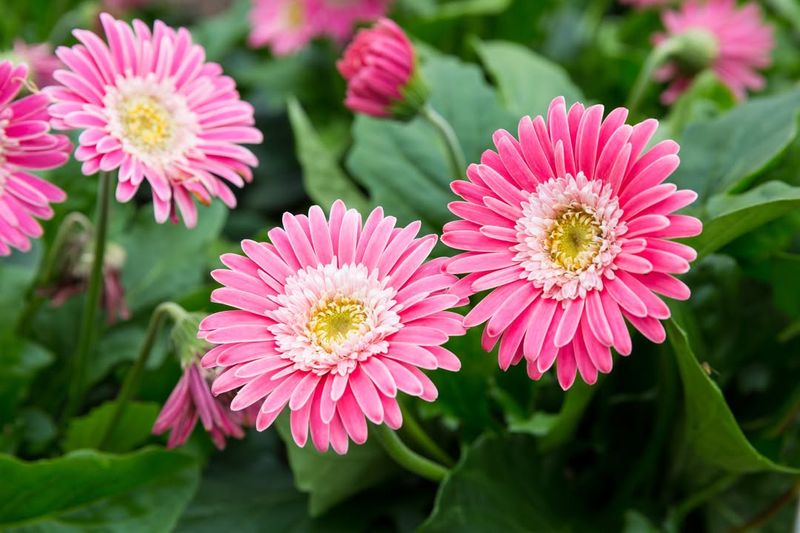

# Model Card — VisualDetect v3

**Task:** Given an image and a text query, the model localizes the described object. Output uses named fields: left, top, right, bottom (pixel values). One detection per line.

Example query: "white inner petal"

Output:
left=104, top=75, right=199, bottom=171
left=269, top=262, right=403, bottom=376
left=513, top=172, right=626, bottom=301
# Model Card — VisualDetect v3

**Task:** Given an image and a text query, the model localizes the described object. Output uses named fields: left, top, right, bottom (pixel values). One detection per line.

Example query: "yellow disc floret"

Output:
left=546, top=208, right=602, bottom=272
left=120, top=96, right=174, bottom=153
left=308, top=297, right=368, bottom=352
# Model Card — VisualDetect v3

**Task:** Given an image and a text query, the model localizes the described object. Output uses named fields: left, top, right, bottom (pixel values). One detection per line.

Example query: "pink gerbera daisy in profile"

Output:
left=249, top=0, right=321, bottom=56
left=153, top=354, right=247, bottom=450
left=443, top=96, right=702, bottom=390
left=654, top=0, right=774, bottom=103
left=47, top=13, right=262, bottom=228
left=199, top=201, right=465, bottom=453
left=318, top=0, right=394, bottom=41
left=0, top=61, right=70, bottom=256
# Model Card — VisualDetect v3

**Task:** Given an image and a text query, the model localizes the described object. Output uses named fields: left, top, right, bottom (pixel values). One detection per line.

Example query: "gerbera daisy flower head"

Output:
left=337, top=18, right=428, bottom=119
left=47, top=13, right=263, bottom=228
left=318, top=0, right=394, bottom=41
left=654, top=0, right=774, bottom=103
left=199, top=201, right=465, bottom=454
left=249, top=0, right=322, bottom=56
left=443, top=96, right=702, bottom=390
left=0, top=61, right=70, bottom=256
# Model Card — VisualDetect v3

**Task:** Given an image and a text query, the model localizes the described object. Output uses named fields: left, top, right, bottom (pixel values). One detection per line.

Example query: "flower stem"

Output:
left=16, top=213, right=92, bottom=336
left=63, top=172, right=112, bottom=422
left=374, top=423, right=449, bottom=483
left=399, top=403, right=455, bottom=467
left=626, top=42, right=676, bottom=115
left=98, top=302, right=187, bottom=450
left=421, top=104, right=466, bottom=178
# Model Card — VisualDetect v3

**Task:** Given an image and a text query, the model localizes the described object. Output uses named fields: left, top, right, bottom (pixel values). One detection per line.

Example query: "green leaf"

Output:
left=274, top=415, right=397, bottom=516
left=0, top=245, right=42, bottom=335
left=420, top=433, right=586, bottom=532
left=0, top=340, right=53, bottom=426
left=62, top=401, right=160, bottom=453
left=427, top=0, right=512, bottom=20
left=287, top=98, right=371, bottom=213
left=189, top=0, right=250, bottom=62
left=475, top=39, right=584, bottom=117
left=671, top=88, right=800, bottom=203
left=428, top=327, right=499, bottom=438
left=510, top=381, right=595, bottom=452
left=666, top=317, right=798, bottom=474
left=0, top=447, right=199, bottom=531
left=685, top=181, right=800, bottom=259
left=120, top=202, right=227, bottom=313
left=176, top=431, right=398, bottom=532
left=347, top=55, right=515, bottom=233
left=662, top=71, right=736, bottom=139
left=87, top=325, right=169, bottom=388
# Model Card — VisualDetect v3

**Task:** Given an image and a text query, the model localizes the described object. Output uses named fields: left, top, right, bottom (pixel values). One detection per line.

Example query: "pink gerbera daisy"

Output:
left=153, top=355, right=247, bottom=450
left=249, top=0, right=322, bottom=56
left=47, top=13, right=262, bottom=228
left=199, top=201, right=465, bottom=453
left=443, top=97, right=702, bottom=389
left=318, top=0, right=394, bottom=41
left=0, top=61, right=70, bottom=256
left=654, top=0, right=774, bottom=103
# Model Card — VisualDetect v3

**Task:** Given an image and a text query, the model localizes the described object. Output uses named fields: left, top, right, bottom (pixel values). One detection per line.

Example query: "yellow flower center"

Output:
left=286, top=2, right=305, bottom=27
left=120, top=96, right=174, bottom=153
left=308, top=297, right=367, bottom=351
left=546, top=208, right=602, bottom=272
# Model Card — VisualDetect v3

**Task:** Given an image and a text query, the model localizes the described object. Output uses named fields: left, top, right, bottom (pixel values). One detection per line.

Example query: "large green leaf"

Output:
left=420, top=433, right=586, bottom=532
left=62, top=401, right=160, bottom=453
left=287, top=98, right=371, bottom=214
left=404, top=0, right=511, bottom=19
left=475, top=40, right=584, bottom=117
left=120, top=202, right=227, bottom=313
left=671, top=88, right=800, bottom=203
left=0, top=447, right=199, bottom=531
left=685, top=181, right=800, bottom=259
left=347, top=55, right=515, bottom=233
left=274, top=416, right=397, bottom=516
left=666, top=318, right=798, bottom=474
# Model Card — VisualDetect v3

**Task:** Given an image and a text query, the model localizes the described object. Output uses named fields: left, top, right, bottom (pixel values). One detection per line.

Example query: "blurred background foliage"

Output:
left=1, top=0, right=799, bottom=531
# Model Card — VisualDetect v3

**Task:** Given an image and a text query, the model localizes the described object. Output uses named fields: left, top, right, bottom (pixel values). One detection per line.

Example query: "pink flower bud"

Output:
left=338, top=18, right=428, bottom=119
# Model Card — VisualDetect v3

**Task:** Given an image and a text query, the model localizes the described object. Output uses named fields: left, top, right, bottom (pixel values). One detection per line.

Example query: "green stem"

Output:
left=399, top=403, right=456, bottom=467
left=98, top=302, right=187, bottom=450
left=667, top=473, right=737, bottom=526
left=374, top=424, right=449, bottom=482
left=63, top=172, right=112, bottom=422
left=626, top=42, right=676, bottom=115
left=421, top=104, right=466, bottom=178
left=16, top=213, right=92, bottom=336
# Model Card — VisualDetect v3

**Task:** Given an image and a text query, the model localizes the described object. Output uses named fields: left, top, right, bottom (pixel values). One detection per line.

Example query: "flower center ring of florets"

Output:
left=513, top=172, right=627, bottom=301
left=269, top=262, right=403, bottom=375
left=308, top=297, right=369, bottom=352
left=104, top=76, right=199, bottom=171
